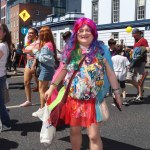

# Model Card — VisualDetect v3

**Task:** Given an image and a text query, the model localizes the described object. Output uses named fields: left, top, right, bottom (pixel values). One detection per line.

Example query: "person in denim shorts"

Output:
left=20, top=28, right=40, bottom=107
left=32, top=26, right=58, bottom=117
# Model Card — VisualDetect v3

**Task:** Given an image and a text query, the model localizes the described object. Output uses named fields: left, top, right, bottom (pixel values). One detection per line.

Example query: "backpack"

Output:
left=130, top=46, right=147, bottom=69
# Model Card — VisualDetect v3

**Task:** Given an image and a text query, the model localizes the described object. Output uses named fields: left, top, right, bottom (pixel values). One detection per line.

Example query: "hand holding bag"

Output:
left=40, top=56, right=86, bottom=145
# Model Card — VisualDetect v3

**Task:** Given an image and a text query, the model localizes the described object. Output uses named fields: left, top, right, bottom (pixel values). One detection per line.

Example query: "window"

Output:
left=112, top=0, right=120, bottom=23
left=35, top=10, right=39, bottom=15
left=16, top=20, right=18, bottom=27
left=136, top=0, right=145, bottom=20
left=92, top=0, right=98, bottom=24
left=14, top=21, right=15, bottom=27
left=60, top=32, right=64, bottom=50
left=16, top=31, right=19, bottom=39
left=1, top=7, right=6, bottom=18
left=14, top=32, right=15, bottom=40
left=112, top=32, right=119, bottom=43
left=53, top=33, right=57, bottom=44
left=51, top=0, right=66, bottom=16
left=1, top=18, right=6, bottom=24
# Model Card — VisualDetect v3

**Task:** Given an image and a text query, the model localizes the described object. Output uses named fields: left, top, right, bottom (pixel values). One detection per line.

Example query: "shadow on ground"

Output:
left=0, top=138, right=18, bottom=150
left=62, top=134, right=145, bottom=150
left=10, top=120, right=42, bottom=136
left=127, top=95, right=150, bottom=106
left=9, top=82, right=34, bottom=90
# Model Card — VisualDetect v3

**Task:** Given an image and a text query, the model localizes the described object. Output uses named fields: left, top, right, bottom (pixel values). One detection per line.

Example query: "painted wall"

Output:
left=98, top=0, right=111, bottom=25
left=120, top=0, right=136, bottom=22
left=146, top=0, right=150, bottom=19
left=81, top=0, right=92, bottom=19
left=81, top=0, right=150, bottom=46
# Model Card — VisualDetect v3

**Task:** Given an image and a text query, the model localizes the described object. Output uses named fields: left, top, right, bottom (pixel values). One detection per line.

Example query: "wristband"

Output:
left=51, top=82, right=58, bottom=87
left=112, top=88, right=120, bottom=94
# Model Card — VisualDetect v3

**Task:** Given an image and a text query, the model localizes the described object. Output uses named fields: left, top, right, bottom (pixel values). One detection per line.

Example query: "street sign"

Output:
left=21, top=27, right=28, bottom=35
left=19, top=10, right=30, bottom=22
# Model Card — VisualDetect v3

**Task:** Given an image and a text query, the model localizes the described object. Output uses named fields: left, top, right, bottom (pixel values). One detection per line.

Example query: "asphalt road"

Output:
left=0, top=68, right=150, bottom=150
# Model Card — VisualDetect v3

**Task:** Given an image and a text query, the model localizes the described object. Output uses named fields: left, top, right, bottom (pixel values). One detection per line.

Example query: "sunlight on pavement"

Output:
left=6, top=103, right=40, bottom=109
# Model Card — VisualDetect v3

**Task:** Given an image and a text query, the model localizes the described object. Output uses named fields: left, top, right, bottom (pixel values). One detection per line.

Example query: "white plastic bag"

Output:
left=40, top=124, right=56, bottom=145
left=40, top=105, right=56, bottom=145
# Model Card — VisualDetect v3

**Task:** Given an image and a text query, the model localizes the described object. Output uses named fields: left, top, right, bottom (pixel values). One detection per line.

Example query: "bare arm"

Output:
left=23, top=41, right=40, bottom=54
left=45, top=66, right=67, bottom=100
left=103, top=58, right=122, bottom=109
left=146, top=47, right=150, bottom=53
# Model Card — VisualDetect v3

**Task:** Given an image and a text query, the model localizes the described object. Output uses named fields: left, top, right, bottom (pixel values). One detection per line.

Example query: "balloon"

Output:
left=126, top=26, right=132, bottom=33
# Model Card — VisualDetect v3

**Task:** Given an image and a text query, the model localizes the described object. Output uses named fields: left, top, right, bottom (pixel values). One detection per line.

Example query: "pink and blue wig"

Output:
left=73, top=17, right=98, bottom=41
left=62, top=17, right=104, bottom=61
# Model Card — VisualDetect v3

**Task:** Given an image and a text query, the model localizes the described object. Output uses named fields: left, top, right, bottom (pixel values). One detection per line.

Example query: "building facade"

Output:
left=5, top=0, right=68, bottom=46
left=1, top=0, right=7, bottom=24
left=33, top=0, right=150, bottom=49
left=33, top=0, right=82, bottom=50
left=33, top=12, right=84, bottom=51
left=10, top=3, right=51, bottom=46
left=81, top=0, right=150, bottom=46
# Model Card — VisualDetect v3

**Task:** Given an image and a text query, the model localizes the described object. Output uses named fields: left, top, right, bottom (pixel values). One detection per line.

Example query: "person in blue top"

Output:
left=32, top=26, right=58, bottom=117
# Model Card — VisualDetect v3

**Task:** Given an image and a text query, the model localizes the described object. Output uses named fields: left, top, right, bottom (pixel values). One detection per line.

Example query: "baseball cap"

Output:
left=132, top=28, right=142, bottom=34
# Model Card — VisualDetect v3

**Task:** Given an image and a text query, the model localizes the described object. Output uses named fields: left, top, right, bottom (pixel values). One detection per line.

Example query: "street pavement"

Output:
left=0, top=67, right=150, bottom=150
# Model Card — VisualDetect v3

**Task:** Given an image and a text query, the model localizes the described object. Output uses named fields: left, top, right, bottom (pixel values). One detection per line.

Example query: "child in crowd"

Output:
left=112, top=49, right=130, bottom=105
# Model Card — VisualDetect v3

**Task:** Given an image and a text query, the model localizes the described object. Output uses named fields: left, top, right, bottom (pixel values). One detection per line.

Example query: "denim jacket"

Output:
left=34, top=45, right=55, bottom=68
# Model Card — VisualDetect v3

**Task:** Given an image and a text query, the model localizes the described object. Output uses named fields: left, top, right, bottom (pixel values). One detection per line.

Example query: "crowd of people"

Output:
left=0, top=17, right=149, bottom=149
left=107, top=28, right=149, bottom=105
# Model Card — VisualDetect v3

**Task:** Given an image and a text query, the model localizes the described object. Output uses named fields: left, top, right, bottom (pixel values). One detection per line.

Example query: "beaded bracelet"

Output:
left=112, top=88, right=120, bottom=95
left=51, top=82, right=58, bottom=87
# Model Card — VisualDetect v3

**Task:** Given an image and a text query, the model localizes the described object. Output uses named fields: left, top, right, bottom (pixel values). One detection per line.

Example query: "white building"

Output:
left=82, top=0, right=150, bottom=46
left=34, top=0, right=150, bottom=49
left=34, top=0, right=150, bottom=65
left=33, top=12, right=84, bottom=51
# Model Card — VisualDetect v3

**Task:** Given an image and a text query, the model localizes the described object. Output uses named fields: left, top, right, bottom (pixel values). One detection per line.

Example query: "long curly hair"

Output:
left=40, top=26, right=58, bottom=64
left=62, top=17, right=104, bottom=61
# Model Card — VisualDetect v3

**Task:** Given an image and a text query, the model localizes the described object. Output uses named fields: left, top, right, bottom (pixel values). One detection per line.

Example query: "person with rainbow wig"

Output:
left=45, top=18, right=122, bottom=150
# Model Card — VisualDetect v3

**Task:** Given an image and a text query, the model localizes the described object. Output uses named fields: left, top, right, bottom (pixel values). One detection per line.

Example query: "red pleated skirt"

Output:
left=64, top=96, right=97, bottom=127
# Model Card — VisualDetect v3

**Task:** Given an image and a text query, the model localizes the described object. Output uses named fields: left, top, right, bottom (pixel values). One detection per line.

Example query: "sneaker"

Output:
left=2, top=125, right=11, bottom=131
left=133, top=96, right=144, bottom=103
left=20, top=101, right=32, bottom=107
left=32, top=108, right=43, bottom=118
left=122, top=100, right=129, bottom=106
left=13, top=71, right=17, bottom=75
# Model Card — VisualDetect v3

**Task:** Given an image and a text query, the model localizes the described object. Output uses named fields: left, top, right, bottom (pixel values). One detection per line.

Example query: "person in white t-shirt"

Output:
left=112, top=49, right=130, bottom=105
left=0, top=23, right=12, bottom=131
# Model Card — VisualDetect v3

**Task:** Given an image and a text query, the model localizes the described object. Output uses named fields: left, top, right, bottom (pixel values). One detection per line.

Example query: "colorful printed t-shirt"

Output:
left=64, top=51, right=105, bottom=100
